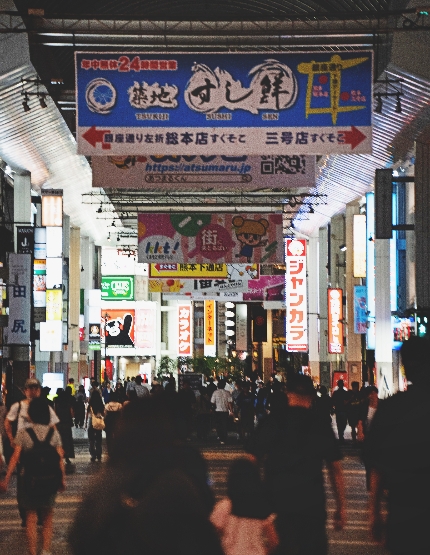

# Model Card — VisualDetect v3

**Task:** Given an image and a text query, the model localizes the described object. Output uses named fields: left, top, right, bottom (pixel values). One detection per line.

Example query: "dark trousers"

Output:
left=88, top=426, right=102, bottom=459
left=335, top=412, right=347, bottom=440
left=16, top=466, right=43, bottom=524
left=215, top=412, right=229, bottom=443
left=275, top=512, right=327, bottom=555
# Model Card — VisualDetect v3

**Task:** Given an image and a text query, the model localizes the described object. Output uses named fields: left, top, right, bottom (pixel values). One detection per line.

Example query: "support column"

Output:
left=415, top=129, right=430, bottom=309
left=345, top=203, right=362, bottom=384
left=308, top=234, right=320, bottom=381
left=318, top=226, right=330, bottom=388
left=375, top=239, right=393, bottom=397
left=69, top=227, right=80, bottom=379
left=13, top=171, right=32, bottom=251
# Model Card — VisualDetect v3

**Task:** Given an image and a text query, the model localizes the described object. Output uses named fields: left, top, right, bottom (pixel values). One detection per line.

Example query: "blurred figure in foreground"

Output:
left=69, top=393, right=223, bottom=555
left=211, top=457, right=278, bottom=555
left=365, top=336, right=430, bottom=555
left=248, top=374, right=345, bottom=555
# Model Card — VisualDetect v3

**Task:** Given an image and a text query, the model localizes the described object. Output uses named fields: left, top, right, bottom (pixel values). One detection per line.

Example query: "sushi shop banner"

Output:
left=92, top=154, right=315, bottom=191
left=138, top=212, right=284, bottom=264
left=76, top=52, right=372, bottom=155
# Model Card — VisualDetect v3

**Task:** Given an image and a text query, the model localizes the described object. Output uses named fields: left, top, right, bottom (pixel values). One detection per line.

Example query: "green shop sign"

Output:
left=101, top=276, right=134, bottom=301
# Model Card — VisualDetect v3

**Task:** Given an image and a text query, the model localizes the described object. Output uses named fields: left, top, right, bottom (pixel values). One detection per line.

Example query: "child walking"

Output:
left=210, top=457, right=278, bottom=555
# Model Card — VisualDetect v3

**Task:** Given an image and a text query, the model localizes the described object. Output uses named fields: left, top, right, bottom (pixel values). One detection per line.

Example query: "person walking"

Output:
left=85, top=384, right=105, bottom=462
left=54, top=388, right=75, bottom=466
left=365, top=336, right=430, bottom=555
left=331, top=379, right=349, bottom=442
left=104, top=391, right=122, bottom=457
left=74, top=385, right=87, bottom=428
left=0, top=397, right=65, bottom=555
left=4, top=378, right=59, bottom=527
left=346, top=381, right=362, bottom=442
left=211, top=380, right=233, bottom=445
left=248, top=373, right=346, bottom=555
left=210, top=457, right=278, bottom=555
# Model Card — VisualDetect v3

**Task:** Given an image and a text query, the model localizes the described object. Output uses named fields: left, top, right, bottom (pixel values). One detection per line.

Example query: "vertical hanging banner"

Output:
left=138, top=212, right=283, bottom=264
left=235, top=304, right=248, bottom=351
left=6, top=253, right=31, bottom=344
left=286, top=239, right=307, bottom=352
left=134, top=301, right=157, bottom=354
left=178, top=304, right=192, bottom=357
left=204, top=300, right=216, bottom=356
left=353, top=214, right=367, bottom=277
left=76, top=52, right=372, bottom=155
left=354, top=285, right=367, bottom=334
left=328, top=288, right=344, bottom=354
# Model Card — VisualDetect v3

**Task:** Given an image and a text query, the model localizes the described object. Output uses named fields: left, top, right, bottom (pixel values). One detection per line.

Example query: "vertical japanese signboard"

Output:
left=6, top=253, right=31, bottom=345
left=328, top=288, right=344, bottom=354
left=76, top=52, right=372, bottom=155
left=286, top=239, right=307, bottom=352
left=353, top=214, right=367, bottom=277
left=204, top=300, right=216, bottom=357
left=134, top=302, right=157, bottom=354
left=17, top=227, right=34, bottom=255
left=235, top=304, right=248, bottom=351
left=178, top=304, right=192, bottom=357
left=354, top=285, right=367, bottom=334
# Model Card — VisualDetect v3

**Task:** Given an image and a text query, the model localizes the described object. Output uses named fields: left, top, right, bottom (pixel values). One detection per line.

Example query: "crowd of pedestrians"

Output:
left=0, top=335, right=428, bottom=555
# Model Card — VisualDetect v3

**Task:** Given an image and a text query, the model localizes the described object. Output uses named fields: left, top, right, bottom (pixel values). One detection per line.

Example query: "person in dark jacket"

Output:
left=54, top=388, right=75, bottom=465
left=365, top=337, right=430, bottom=555
left=68, top=393, right=224, bottom=555
left=331, top=379, right=349, bottom=442
left=248, top=374, right=346, bottom=555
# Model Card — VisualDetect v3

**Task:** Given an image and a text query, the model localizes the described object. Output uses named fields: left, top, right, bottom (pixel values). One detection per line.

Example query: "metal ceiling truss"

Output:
left=0, top=6, right=430, bottom=44
left=82, top=191, right=327, bottom=218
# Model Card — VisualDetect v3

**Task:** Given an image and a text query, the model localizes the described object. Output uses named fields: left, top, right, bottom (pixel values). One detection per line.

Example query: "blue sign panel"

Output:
left=354, top=285, right=367, bottom=334
left=76, top=51, right=372, bottom=155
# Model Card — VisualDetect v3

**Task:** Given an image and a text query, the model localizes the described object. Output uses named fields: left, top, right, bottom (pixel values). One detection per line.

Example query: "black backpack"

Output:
left=21, top=428, right=62, bottom=496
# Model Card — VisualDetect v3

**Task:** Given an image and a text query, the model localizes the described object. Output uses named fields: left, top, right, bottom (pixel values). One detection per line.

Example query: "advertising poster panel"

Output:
left=92, top=154, right=315, bottom=191
left=138, top=212, right=283, bottom=264
left=285, top=239, right=307, bottom=352
left=76, top=52, right=372, bottom=155
left=102, top=309, right=135, bottom=348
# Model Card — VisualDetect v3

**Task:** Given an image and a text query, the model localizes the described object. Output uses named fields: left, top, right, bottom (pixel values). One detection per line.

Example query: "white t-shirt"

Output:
left=211, top=389, right=232, bottom=412
left=7, top=400, right=59, bottom=432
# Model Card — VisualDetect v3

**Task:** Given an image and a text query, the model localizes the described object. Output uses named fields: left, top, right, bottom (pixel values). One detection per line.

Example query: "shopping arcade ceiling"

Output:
left=1, top=1, right=429, bottom=245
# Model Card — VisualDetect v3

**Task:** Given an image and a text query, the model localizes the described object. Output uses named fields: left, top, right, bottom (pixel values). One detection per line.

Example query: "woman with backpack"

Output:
left=0, top=397, right=65, bottom=555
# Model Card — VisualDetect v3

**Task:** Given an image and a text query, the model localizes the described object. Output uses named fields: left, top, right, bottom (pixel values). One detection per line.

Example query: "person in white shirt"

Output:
left=4, top=378, right=59, bottom=527
left=211, top=380, right=233, bottom=445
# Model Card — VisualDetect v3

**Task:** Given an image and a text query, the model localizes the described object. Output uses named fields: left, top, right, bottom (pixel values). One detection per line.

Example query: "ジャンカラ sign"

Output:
left=76, top=52, right=372, bottom=155
left=286, top=239, right=307, bottom=352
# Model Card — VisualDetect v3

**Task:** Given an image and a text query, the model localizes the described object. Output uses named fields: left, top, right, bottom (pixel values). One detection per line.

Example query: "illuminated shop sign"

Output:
left=101, top=275, right=134, bottom=300
left=178, top=304, right=192, bottom=357
left=328, top=288, right=344, bottom=354
left=353, top=214, right=366, bottom=278
left=204, top=300, right=216, bottom=356
left=41, top=190, right=63, bottom=227
left=286, top=239, right=307, bottom=352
